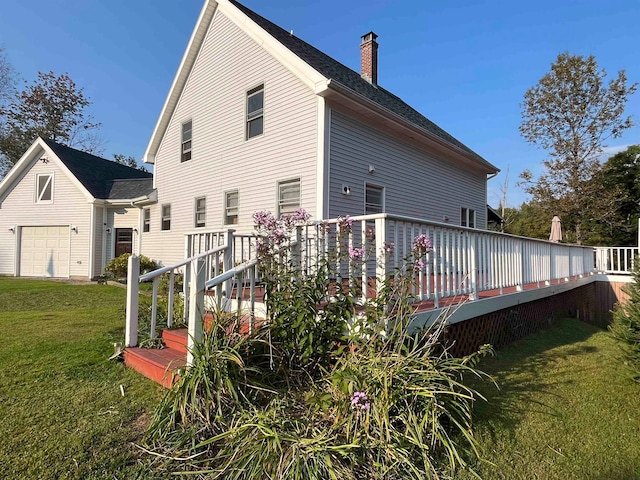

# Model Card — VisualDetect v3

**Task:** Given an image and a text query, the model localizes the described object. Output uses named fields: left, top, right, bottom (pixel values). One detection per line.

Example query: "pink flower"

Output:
left=413, top=234, right=432, bottom=255
left=337, top=215, right=354, bottom=235
left=349, top=246, right=365, bottom=260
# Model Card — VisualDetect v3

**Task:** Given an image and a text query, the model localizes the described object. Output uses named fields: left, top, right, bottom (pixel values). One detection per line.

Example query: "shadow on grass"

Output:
left=469, top=318, right=601, bottom=443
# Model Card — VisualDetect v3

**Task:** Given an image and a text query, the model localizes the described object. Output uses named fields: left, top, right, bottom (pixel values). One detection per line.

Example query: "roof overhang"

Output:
left=93, top=189, right=158, bottom=207
left=0, top=137, right=95, bottom=206
left=142, top=0, right=327, bottom=164
left=320, top=80, right=499, bottom=175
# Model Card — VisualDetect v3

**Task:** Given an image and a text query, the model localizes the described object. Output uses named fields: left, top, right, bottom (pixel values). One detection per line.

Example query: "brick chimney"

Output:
left=360, top=31, right=378, bottom=86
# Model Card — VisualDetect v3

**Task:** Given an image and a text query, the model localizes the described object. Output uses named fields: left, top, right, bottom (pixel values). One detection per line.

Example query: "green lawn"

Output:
left=465, top=318, right=640, bottom=480
left=0, top=278, right=163, bottom=480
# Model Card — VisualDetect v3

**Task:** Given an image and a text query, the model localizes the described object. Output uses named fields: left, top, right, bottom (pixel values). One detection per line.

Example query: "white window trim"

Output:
left=364, top=182, right=385, bottom=215
left=143, top=208, right=151, bottom=233
left=461, top=208, right=476, bottom=228
left=35, top=173, right=54, bottom=204
left=224, top=190, right=239, bottom=225
left=181, top=119, right=192, bottom=162
left=195, top=197, right=206, bottom=228
left=246, top=83, right=264, bottom=140
left=161, top=204, right=171, bottom=231
left=277, top=177, right=301, bottom=217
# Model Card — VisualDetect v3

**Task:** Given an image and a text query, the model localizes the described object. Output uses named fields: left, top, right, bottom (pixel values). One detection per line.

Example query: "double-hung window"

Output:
left=181, top=120, right=192, bottom=162
left=461, top=208, right=476, bottom=228
left=277, top=178, right=300, bottom=216
left=161, top=204, right=171, bottom=231
left=195, top=197, right=206, bottom=228
left=143, top=208, right=151, bottom=233
left=246, top=85, right=264, bottom=140
left=365, top=184, right=384, bottom=214
left=36, top=173, right=53, bottom=203
left=225, top=191, right=239, bottom=225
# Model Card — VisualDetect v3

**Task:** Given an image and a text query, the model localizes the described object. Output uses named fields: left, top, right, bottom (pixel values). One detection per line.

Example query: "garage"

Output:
left=20, top=226, right=70, bottom=277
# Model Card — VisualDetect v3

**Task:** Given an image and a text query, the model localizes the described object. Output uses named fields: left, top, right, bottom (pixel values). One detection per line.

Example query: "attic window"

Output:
left=246, top=85, right=264, bottom=140
left=36, top=173, right=53, bottom=203
left=181, top=120, right=192, bottom=162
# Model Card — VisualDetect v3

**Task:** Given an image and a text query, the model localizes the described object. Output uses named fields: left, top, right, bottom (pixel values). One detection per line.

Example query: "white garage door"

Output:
left=20, top=226, right=70, bottom=278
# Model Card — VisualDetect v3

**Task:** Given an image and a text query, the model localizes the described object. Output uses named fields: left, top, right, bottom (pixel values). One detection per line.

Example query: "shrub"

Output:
left=610, top=264, right=640, bottom=383
left=105, top=253, right=158, bottom=279
left=143, top=210, right=492, bottom=479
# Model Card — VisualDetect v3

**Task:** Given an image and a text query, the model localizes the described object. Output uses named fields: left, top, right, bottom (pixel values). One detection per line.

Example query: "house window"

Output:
left=278, top=178, right=300, bottom=216
left=225, top=190, right=239, bottom=225
left=36, top=173, right=53, bottom=203
left=161, top=204, right=171, bottom=231
left=365, top=184, right=384, bottom=214
left=246, top=85, right=264, bottom=139
left=195, top=197, right=206, bottom=228
left=181, top=120, right=192, bottom=162
left=461, top=208, right=476, bottom=228
left=143, top=208, right=150, bottom=233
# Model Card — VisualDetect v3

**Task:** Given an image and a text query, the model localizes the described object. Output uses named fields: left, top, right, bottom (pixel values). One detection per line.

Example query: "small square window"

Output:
left=225, top=191, right=239, bottom=225
left=461, top=208, right=476, bottom=228
left=161, top=204, right=171, bottom=231
left=195, top=197, right=206, bottom=228
left=365, top=184, right=384, bottom=214
left=278, top=178, right=300, bottom=216
left=143, top=208, right=150, bottom=233
left=246, top=85, right=264, bottom=140
left=36, top=173, right=53, bottom=203
left=181, top=120, right=192, bottom=162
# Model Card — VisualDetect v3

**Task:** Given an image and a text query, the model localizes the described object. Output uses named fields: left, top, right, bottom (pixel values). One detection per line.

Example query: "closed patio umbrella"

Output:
left=549, top=216, right=562, bottom=243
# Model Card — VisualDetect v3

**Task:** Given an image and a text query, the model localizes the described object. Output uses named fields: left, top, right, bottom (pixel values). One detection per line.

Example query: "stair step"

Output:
left=162, top=328, right=188, bottom=354
left=124, top=347, right=186, bottom=388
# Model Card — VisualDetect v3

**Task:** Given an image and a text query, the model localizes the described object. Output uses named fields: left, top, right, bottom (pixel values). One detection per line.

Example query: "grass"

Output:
left=0, top=278, right=163, bottom=480
left=463, top=318, right=640, bottom=480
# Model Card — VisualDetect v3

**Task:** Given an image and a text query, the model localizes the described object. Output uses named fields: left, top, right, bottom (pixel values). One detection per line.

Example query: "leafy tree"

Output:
left=592, top=145, right=640, bottom=246
left=113, top=153, right=148, bottom=172
left=610, top=265, right=640, bottom=383
left=500, top=202, right=551, bottom=240
left=0, top=47, right=16, bottom=109
left=518, top=53, right=637, bottom=244
left=0, top=71, right=102, bottom=175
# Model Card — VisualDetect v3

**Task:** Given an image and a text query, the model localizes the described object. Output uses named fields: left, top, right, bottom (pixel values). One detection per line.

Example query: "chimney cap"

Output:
left=361, top=31, right=378, bottom=44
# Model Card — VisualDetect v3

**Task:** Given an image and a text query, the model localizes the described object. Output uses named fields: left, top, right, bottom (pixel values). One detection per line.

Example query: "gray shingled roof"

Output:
left=43, top=139, right=154, bottom=200
left=230, top=0, right=493, bottom=168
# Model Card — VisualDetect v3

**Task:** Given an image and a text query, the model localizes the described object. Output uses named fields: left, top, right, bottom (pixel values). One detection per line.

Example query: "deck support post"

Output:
left=375, top=216, right=387, bottom=298
left=468, top=232, right=478, bottom=301
left=125, top=255, right=140, bottom=347
left=516, top=239, right=524, bottom=292
left=187, top=257, right=205, bottom=366
left=222, top=229, right=236, bottom=311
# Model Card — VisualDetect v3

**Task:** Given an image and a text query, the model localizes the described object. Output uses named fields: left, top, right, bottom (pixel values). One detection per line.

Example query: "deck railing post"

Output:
left=125, top=255, right=140, bottom=347
left=223, top=229, right=236, bottom=311
left=375, top=215, right=387, bottom=297
left=468, top=231, right=478, bottom=301
left=187, top=257, right=205, bottom=366
left=292, top=225, right=302, bottom=270
left=516, top=239, right=524, bottom=291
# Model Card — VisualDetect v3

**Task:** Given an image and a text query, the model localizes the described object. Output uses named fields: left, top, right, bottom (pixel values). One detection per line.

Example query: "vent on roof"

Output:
left=360, top=31, right=378, bottom=86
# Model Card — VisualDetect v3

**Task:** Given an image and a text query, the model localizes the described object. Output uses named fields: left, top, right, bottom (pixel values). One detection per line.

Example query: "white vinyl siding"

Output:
left=0, top=151, right=92, bottom=277
left=328, top=110, right=488, bottom=228
left=278, top=178, right=300, bottom=216
left=141, top=11, right=317, bottom=264
left=224, top=191, right=239, bottom=225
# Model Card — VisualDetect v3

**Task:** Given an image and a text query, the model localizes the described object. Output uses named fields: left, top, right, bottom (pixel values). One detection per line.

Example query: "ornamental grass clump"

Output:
left=143, top=210, right=492, bottom=479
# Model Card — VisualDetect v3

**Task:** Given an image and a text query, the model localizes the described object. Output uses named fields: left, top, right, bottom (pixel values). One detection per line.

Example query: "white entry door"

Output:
left=20, top=226, right=70, bottom=277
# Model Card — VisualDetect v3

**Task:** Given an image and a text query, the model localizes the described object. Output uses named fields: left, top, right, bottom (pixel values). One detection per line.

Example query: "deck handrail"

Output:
left=139, top=245, right=227, bottom=283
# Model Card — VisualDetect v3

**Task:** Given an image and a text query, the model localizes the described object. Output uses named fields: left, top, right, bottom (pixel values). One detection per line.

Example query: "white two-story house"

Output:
left=139, top=0, right=498, bottom=266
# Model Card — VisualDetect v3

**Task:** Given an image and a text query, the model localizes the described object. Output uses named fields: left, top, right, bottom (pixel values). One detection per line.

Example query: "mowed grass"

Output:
left=464, top=318, right=640, bottom=480
left=0, top=278, right=163, bottom=480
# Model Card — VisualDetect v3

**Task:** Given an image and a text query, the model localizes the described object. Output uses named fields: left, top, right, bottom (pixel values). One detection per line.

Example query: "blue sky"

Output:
left=1, top=0, right=638, bottom=207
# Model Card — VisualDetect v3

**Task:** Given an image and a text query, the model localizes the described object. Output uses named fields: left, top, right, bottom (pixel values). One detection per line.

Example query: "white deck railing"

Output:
left=595, top=247, right=638, bottom=274
left=125, top=214, right=637, bottom=364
